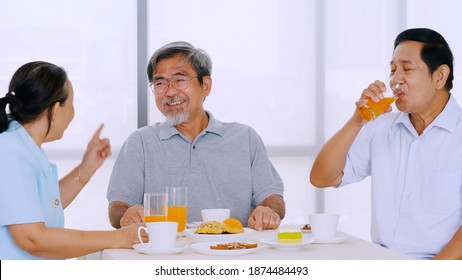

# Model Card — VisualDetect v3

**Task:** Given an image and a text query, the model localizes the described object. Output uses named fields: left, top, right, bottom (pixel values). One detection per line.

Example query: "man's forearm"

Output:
left=260, top=194, right=286, bottom=219
left=310, top=117, right=364, bottom=188
left=108, top=201, right=130, bottom=229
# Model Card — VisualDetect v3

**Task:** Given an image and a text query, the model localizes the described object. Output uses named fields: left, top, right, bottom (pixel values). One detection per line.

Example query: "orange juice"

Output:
left=168, top=206, right=187, bottom=232
left=358, top=96, right=397, bottom=121
left=144, top=215, right=167, bottom=223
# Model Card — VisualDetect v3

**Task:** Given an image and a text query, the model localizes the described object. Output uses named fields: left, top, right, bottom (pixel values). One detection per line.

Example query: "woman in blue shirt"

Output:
left=0, top=61, right=144, bottom=259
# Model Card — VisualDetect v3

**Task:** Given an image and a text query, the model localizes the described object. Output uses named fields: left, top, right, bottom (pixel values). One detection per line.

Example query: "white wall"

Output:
left=147, top=0, right=318, bottom=148
left=0, top=0, right=138, bottom=157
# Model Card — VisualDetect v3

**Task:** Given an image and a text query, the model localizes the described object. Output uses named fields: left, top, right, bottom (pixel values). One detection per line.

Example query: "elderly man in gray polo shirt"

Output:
left=107, top=41, right=285, bottom=231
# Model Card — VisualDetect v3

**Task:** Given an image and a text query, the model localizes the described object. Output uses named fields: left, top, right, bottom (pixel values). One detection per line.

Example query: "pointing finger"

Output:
left=91, top=123, right=105, bottom=141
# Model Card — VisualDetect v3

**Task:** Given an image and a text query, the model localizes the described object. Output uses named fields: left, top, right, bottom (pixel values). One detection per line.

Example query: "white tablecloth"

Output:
left=97, top=229, right=410, bottom=260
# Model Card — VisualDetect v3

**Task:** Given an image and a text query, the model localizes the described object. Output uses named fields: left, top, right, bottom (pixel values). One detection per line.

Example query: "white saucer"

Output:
left=191, top=242, right=258, bottom=256
left=260, top=237, right=313, bottom=250
left=132, top=243, right=188, bottom=255
left=303, top=232, right=348, bottom=244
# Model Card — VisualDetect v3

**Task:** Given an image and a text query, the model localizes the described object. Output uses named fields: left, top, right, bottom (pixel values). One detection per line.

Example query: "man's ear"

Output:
left=435, top=64, right=450, bottom=90
left=202, top=76, right=212, bottom=98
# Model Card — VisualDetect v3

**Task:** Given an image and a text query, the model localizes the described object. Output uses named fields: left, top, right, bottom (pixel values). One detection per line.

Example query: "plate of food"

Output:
left=191, top=242, right=258, bottom=256
left=184, top=218, right=253, bottom=243
left=260, top=226, right=314, bottom=250
left=260, top=237, right=313, bottom=250
left=186, top=221, right=203, bottom=228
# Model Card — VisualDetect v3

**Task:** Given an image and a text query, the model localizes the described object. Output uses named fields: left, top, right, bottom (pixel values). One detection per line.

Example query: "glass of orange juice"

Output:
left=358, top=80, right=402, bottom=121
left=143, top=193, right=168, bottom=222
left=166, top=187, right=187, bottom=232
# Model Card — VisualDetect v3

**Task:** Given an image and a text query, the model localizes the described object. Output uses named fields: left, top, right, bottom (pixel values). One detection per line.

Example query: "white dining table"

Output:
left=96, top=229, right=411, bottom=260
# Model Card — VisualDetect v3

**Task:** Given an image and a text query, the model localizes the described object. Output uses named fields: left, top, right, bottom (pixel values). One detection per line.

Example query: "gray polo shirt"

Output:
left=107, top=112, right=284, bottom=226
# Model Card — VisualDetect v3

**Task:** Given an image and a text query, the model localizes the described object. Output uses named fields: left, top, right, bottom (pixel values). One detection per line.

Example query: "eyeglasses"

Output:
left=149, top=76, right=198, bottom=95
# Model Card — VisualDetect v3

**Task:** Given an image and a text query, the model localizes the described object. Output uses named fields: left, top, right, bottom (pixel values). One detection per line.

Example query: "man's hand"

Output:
left=247, top=206, right=281, bottom=231
left=120, top=205, right=144, bottom=227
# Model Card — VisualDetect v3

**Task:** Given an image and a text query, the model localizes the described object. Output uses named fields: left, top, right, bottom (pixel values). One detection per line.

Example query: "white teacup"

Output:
left=309, top=213, right=339, bottom=239
left=201, top=208, right=230, bottom=222
left=137, top=221, right=178, bottom=249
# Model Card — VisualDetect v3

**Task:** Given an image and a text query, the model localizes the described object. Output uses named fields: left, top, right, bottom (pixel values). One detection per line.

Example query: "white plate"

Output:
left=191, top=242, right=258, bottom=256
left=184, top=228, right=253, bottom=243
left=132, top=243, right=188, bottom=255
left=304, top=232, right=349, bottom=244
left=260, top=237, right=313, bottom=250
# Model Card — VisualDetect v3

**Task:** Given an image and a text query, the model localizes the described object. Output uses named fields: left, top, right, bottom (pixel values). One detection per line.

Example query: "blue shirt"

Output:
left=0, top=121, right=63, bottom=260
left=341, top=95, right=462, bottom=259
left=107, top=112, right=284, bottom=225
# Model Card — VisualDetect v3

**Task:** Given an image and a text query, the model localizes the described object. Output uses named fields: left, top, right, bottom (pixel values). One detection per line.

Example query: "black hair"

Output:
left=394, top=28, right=454, bottom=91
left=0, top=61, right=69, bottom=133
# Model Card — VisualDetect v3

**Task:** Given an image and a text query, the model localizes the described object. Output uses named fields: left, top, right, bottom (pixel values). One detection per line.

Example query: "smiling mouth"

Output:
left=167, top=99, right=185, bottom=106
left=162, top=96, right=188, bottom=108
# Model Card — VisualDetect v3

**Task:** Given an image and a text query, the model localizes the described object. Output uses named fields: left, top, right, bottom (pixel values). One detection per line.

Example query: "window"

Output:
left=0, top=0, right=138, bottom=158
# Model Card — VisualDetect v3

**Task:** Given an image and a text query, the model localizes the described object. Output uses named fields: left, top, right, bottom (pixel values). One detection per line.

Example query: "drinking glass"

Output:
left=143, top=193, right=168, bottom=222
left=166, top=187, right=188, bottom=232
left=358, top=79, right=402, bottom=121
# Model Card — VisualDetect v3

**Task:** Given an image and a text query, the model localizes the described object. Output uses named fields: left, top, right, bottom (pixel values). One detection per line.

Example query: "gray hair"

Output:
left=147, top=41, right=212, bottom=85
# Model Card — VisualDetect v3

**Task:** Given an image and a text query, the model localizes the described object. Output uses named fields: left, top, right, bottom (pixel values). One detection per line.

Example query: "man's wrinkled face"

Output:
left=390, top=41, right=439, bottom=114
left=153, top=54, right=210, bottom=126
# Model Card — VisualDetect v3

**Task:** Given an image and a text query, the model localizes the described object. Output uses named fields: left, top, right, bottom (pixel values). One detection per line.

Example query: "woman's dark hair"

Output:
left=394, top=28, right=454, bottom=91
left=0, top=61, right=69, bottom=133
